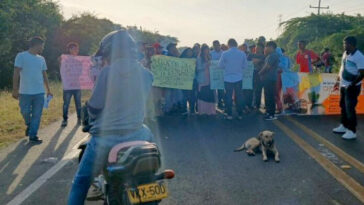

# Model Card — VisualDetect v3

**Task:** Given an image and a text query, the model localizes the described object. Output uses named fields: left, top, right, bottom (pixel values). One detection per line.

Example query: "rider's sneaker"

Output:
left=86, top=185, right=103, bottom=201
left=226, top=115, right=233, bottom=120
left=342, top=130, right=357, bottom=140
left=333, top=124, right=347, bottom=133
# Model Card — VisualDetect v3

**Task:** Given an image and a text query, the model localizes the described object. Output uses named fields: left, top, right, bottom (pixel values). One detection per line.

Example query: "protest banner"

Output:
left=151, top=55, right=196, bottom=90
left=60, top=55, right=94, bottom=90
left=210, top=60, right=224, bottom=90
left=242, top=61, right=254, bottom=90
left=281, top=72, right=364, bottom=115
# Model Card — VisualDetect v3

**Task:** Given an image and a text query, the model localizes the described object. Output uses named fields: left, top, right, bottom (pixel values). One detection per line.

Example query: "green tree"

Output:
left=277, top=14, right=364, bottom=54
left=0, top=2, right=178, bottom=89
left=49, top=13, right=122, bottom=79
left=0, top=0, right=62, bottom=89
left=277, top=14, right=364, bottom=72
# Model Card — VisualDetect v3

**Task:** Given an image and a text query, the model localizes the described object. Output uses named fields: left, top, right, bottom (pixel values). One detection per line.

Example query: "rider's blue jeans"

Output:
left=67, top=125, right=154, bottom=205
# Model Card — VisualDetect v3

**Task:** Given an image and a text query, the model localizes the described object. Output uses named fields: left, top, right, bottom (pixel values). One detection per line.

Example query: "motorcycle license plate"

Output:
left=127, top=182, right=168, bottom=203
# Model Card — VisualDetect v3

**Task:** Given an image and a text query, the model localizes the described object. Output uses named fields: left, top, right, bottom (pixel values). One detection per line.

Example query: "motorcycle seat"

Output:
left=108, top=141, right=151, bottom=163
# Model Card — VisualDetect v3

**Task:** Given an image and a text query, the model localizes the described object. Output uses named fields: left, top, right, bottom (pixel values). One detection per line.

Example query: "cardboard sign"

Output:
left=242, top=61, right=254, bottom=90
left=210, top=60, right=224, bottom=90
left=60, top=55, right=94, bottom=90
left=151, top=55, right=196, bottom=90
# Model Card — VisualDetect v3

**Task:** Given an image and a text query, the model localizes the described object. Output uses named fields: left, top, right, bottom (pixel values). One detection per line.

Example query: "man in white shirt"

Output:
left=333, top=36, right=364, bottom=140
left=12, top=36, right=52, bottom=143
left=219, top=39, right=248, bottom=120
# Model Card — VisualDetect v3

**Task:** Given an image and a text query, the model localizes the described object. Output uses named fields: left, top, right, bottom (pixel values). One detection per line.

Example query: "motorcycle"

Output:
left=78, top=105, right=175, bottom=205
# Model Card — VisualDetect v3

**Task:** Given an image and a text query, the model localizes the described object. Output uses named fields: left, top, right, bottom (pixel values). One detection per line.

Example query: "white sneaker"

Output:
left=342, top=130, right=357, bottom=140
left=333, top=124, right=347, bottom=133
left=226, top=116, right=233, bottom=120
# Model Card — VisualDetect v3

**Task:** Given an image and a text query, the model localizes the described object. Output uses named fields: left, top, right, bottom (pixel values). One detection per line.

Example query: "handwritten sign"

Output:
left=210, top=60, right=224, bottom=90
left=242, top=61, right=254, bottom=90
left=151, top=55, right=196, bottom=90
left=60, top=55, right=94, bottom=90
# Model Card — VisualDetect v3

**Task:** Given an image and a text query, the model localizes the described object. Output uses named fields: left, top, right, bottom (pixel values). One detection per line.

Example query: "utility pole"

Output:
left=310, top=0, right=329, bottom=15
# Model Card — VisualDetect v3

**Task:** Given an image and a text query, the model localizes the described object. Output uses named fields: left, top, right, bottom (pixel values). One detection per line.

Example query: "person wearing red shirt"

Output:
left=296, top=40, right=320, bottom=73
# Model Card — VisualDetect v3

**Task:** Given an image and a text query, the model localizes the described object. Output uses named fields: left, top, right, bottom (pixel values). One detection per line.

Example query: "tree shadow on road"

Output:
left=0, top=123, right=80, bottom=204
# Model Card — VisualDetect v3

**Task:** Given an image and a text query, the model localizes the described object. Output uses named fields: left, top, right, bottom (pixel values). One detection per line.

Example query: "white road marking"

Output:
left=6, top=134, right=89, bottom=205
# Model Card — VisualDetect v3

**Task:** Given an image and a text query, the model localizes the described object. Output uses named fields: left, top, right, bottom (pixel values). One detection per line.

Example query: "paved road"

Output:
left=1, top=113, right=364, bottom=205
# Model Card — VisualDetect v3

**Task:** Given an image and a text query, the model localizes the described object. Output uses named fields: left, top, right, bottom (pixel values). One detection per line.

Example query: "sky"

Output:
left=58, top=0, right=364, bottom=47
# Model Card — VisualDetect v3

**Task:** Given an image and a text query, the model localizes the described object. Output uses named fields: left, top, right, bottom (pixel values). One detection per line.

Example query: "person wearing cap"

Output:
left=153, top=42, right=164, bottom=55
left=61, top=42, right=82, bottom=127
left=67, top=29, right=154, bottom=204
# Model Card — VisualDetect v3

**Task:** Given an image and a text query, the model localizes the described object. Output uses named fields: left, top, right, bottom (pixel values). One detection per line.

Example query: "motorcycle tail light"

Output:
left=163, top=169, right=175, bottom=179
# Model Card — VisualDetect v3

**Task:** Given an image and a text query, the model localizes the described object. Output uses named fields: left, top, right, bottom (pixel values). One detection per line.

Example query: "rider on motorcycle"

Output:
left=67, top=29, right=154, bottom=205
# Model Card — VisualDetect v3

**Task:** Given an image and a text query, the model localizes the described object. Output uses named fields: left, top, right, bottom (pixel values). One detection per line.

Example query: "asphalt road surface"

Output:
left=1, top=113, right=364, bottom=205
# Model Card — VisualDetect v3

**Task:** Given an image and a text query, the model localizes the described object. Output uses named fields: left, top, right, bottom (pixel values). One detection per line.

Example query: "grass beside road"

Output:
left=0, top=82, right=91, bottom=148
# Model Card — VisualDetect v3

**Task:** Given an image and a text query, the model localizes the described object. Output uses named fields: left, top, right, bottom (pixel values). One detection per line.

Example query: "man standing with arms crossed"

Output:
left=333, top=36, right=364, bottom=140
left=259, top=41, right=280, bottom=120
left=12, top=36, right=52, bottom=143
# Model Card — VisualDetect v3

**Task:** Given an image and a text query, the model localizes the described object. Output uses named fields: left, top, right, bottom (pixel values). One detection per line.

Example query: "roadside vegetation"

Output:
left=0, top=82, right=90, bottom=147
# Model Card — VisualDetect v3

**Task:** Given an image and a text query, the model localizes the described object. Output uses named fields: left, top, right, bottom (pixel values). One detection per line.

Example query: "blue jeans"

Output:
left=63, top=90, right=82, bottom=121
left=67, top=125, right=154, bottom=205
left=19, top=94, right=44, bottom=138
left=325, top=66, right=332, bottom=73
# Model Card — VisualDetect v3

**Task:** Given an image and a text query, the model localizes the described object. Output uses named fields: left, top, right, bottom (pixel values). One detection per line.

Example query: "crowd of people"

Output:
left=11, top=33, right=364, bottom=143
left=9, top=29, right=363, bottom=205
left=137, top=36, right=333, bottom=120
